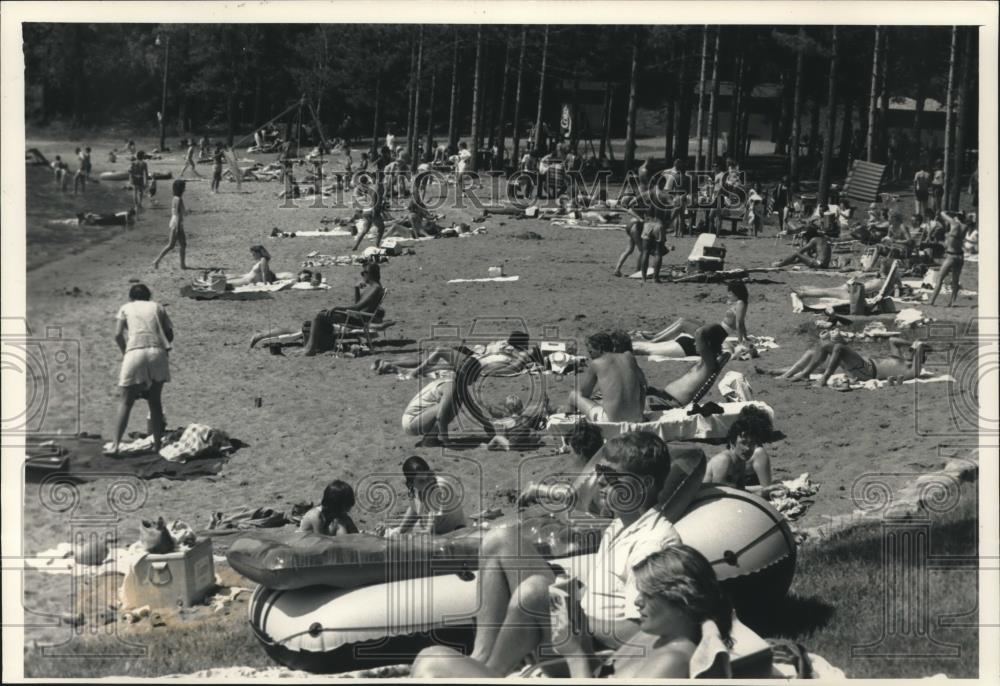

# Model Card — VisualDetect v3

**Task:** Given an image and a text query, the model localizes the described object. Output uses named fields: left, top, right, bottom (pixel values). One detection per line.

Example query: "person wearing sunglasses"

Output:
left=412, top=432, right=680, bottom=678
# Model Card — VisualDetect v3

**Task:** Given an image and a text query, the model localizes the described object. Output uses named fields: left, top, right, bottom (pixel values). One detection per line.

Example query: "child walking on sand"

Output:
left=153, top=179, right=187, bottom=270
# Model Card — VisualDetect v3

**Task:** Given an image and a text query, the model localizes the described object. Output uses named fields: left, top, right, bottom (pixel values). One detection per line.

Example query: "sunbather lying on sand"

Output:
left=633, top=283, right=749, bottom=353
left=771, top=226, right=832, bottom=268
left=756, top=338, right=930, bottom=388
left=646, top=324, right=729, bottom=407
left=792, top=267, right=900, bottom=300
left=226, top=245, right=294, bottom=287
left=75, top=210, right=136, bottom=227
left=372, top=331, right=543, bottom=378
left=564, top=332, right=647, bottom=422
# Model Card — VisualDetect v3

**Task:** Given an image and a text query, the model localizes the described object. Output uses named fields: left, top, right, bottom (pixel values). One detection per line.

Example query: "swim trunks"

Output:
left=641, top=219, right=665, bottom=242
left=675, top=334, right=698, bottom=356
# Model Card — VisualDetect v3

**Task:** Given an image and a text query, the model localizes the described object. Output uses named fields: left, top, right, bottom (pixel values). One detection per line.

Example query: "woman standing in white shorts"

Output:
left=107, top=284, right=174, bottom=454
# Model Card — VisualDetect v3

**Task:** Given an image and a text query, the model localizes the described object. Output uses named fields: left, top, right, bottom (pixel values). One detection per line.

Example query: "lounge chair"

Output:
left=333, top=288, right=394, bottom=350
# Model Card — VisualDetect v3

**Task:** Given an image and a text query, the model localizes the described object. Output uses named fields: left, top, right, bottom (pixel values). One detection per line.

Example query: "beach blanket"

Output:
left=289, top=280, right=331, bottom=290
left=447, top=276, right=520, bottom=283
left=811, top=371, right=955, bottom=391
left=546, top=401, right=774, bottom=442
left=901, top=278, right=978, bottom=299
left=24, top=433, right=238, bottom=481
left=230, top=279, right=295, bottom=293
left=817, top=323, right=901, bottom=342
left=179, top=285, right=273, bottom=301
left=549, top=218, right=626, bottom=230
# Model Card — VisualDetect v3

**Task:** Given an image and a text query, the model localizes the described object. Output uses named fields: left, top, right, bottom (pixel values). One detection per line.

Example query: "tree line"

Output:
left=24, top=23, right=977, bottom=202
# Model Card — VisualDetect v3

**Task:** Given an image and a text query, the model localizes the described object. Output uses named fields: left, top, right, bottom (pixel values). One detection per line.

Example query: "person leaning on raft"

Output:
left=705, top=418, right=777, bottom=496
left=411, top=433, right=682, bottom=677
left=106, top=284, right=173, bottom=455
left=376, top=455, right=468, bottom=537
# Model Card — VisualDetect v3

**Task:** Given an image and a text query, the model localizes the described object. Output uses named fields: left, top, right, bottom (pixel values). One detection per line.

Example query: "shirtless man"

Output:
left=704, top=418, right=776, bottom=495
left=647, top=324, right=728, bottom=407
left=179, top=140, right=203, bottom=178
left=566, top=332, right=646, bottom=422
left=771, top=225, right=832, bottom=268
left=756, top=338, right=930, bottom=388
left=929, top=211, right=968, bottom=307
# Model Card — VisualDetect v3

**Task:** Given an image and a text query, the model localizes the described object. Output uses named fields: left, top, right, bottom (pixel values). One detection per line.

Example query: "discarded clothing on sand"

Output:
left=766, top=473, right=819, bottom=520
left=25, top=432, right=237, bottom=481
left=811, top=371, right=955, bottom=391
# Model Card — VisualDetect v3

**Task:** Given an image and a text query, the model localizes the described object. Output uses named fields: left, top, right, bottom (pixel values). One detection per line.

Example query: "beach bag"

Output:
left=139, top=517, right=175, bottom=555
left=192, top=271, right=226, bottom=294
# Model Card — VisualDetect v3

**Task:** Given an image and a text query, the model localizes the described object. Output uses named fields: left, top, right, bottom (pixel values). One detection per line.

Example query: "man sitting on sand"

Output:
left=646, top=324, right=729, bottom=408
left=771, top=225, right=832, bottom=269
left=564, top=332, right=646, bottom=422
left=756, top=337, right=930, bottom=388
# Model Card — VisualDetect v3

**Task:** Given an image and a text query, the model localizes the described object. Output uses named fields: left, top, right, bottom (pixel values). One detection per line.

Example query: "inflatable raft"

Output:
left=236, top=450, right=796, bottom=672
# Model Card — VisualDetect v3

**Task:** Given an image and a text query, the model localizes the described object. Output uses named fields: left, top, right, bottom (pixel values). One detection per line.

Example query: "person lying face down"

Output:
left=410, top=432, right=682, bottom=679
left=564, top=332, right=647, bottom=423
left=755, top=337, right=931, bottom=388
left=646, top=324, right=728, bottom=408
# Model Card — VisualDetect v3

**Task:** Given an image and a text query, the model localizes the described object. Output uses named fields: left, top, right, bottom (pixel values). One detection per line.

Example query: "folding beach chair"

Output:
left=333, top=288, right=394, bottom=351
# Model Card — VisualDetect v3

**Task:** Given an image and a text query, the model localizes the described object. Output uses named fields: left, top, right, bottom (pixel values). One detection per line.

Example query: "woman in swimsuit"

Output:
left=929, top=212, right=968, bottom=308
left=411, top=544, right=734, bottom=679
left=152, top=179, right=187, bottom=270
left=226, top=245, right=293, bottom=287
left=613, top=196, right=646, bottom=278
left=298, top=480, right=358, bottom=536
left=632, top=282, right=748, bottom=357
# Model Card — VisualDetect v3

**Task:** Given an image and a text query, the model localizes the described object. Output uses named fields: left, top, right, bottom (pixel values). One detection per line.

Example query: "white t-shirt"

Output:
left=116, top=301, right=172, bottom=352
left=385, top=134, right=396, bottom=150
left=403, top=378, right=451, bottom=419
left=572, top=507, right=681, bottom=630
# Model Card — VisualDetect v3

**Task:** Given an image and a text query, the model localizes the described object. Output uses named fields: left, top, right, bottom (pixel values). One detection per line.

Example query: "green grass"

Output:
left=24, top=483, right=978, bottom=679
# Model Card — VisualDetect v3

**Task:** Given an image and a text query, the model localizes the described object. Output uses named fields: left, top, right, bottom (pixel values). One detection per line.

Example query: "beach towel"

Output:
left=791, top=292, right=895, bottom=315
left=447, top=276, right=520, bottom=283
left=179, top=285, right=273, bottom=301
left=900, top=278, right=978, bottom=299
left=549, top=218, right=625, bottom=230
left=546, top=401, right=774, bottom=443
left=272, top=229, right=354, bottom=238
left=230, top=279, right=295, bottom=293
left=766, top=472, right=819, bottom=520
left=811, top=371, right=955, bottom=391
left=289, top=280, right=331, bottom=290
left=25, top=433, right=237, bottom=481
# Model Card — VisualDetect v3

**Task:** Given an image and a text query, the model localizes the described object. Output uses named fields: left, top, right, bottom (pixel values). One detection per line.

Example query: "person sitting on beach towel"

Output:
left=411, top=433, right=681, bottom=678
left=633, top=283, right=749, bottom=354
left=298, top=480, right=359, bottom=536
left=376, top=455, right=468, bottom=537
left=756, top=338, right=930, bottom=388
left=562, top=332, right=646, bottom=423
left=771, top=225, right=832, bottom=269
left=225, top=245, right=294, bottom=287
left=76, top=210, right=136, bottom=227
left=646, top=324, right=728, bottom=408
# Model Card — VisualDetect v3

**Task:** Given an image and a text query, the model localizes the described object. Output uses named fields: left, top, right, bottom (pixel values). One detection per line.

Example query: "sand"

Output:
left=18, top=135, right=979, bottom=647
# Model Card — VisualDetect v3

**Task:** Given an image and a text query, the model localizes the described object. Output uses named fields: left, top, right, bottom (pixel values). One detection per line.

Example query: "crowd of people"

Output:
left=41, top=111, right=975, bottom=678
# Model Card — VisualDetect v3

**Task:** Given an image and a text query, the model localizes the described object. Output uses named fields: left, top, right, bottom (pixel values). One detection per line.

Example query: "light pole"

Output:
left=156, top=34, right=170, bottom=151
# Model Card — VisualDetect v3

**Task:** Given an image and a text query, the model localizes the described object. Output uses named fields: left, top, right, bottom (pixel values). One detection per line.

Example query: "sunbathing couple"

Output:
left=248, top=263, right=385, bottom=354
left=757, top=337, right=930, bottom=387
left=414, top=432, right=746, bottom=679
left=563, top=324, right=729, bottom=424
left=631, top=282, right=748, bottom=358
